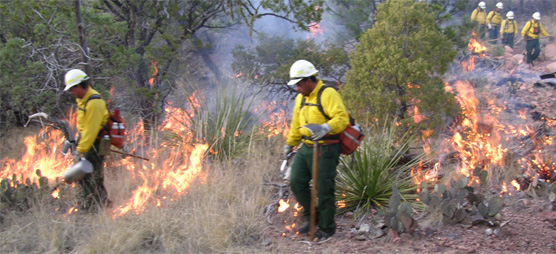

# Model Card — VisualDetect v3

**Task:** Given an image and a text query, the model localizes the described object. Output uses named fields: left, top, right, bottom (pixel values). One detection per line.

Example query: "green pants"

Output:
left=78, top=139, right=110, bottom=212
left=290, top=143, right=340, bottom=234
left=502, top=33, right=514, bottom=48
left=476, top=24, right=486, bottom=40
left=526, top=39, right=541, bottom=64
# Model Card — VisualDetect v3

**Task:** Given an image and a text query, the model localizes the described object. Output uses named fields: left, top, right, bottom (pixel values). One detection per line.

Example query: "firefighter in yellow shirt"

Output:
left=470, top=1, right=487, bottom=40
left=283, top=60, right=349, bottom=240
left=521, top=12, right=550, bottom=66
left=500, top=11, right=517, bottom=48
left=64, top=69, right=111, bottom=212
left=486, top=2, right=504, bottom=44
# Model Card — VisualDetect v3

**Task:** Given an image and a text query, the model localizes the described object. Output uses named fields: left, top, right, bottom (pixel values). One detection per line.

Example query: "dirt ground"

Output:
left=263, top=194, right=556, bottom=254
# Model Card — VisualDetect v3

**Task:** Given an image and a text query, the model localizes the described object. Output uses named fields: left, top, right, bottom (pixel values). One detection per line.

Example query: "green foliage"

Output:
left=0, top=170, right=57, bottom=212
left=325, top=0, right=379, bottom=42
left=325, top=0, right=470, bottom=45
left=488, top=44, right=505, bottom=57
left=419, top=173, right=505, bottom=228
left=343, top=0, right=458, bottom=131
left=383, top=186, right=419, bottom=233
left=0, top=0, right=323, bottom=131
left=0, top=0, right=134, bottom=131
left=335, top=120, right=423, bottom=218
left=231, top=33, right=349, bottom=88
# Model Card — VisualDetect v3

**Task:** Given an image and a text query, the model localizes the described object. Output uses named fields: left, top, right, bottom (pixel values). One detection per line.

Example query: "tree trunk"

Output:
left=73, top=0, right=92, bottom=87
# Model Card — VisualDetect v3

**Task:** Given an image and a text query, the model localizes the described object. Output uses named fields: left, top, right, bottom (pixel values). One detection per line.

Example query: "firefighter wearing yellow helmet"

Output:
left=500, top=11, right=518, bottom=48
left=64, top=68, right=111, bottom=212
left=283, top=60, right=349, bottom=240
left=521, top=12, right=550, bottom=66
left=486, top=2, right=504, bottom=43
left=470, top=1, right=488, bottom=40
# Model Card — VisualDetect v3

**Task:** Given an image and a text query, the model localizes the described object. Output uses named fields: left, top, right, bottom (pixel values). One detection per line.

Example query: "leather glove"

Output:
left=283, top=145, right=293, bottom=159
left=310, top=123, right=331, bottom=141
left=487, top=23, right=492, bottom=29
left=72, top=151, right=83, bottom=164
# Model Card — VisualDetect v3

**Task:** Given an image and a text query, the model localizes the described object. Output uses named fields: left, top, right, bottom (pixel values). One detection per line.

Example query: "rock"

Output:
left=511, top=54, right=524, bottom=64
left=344, top=211, right=354, bottom=219
left=505, top=45, right=514, bottom=54
left=543, top=43, right=556, bottom=61
left=368, top=226, right=385, bottom=239
left=485, top=228, right=493, bottom=236
left=357, top=223, right=370, bottom=234
left=354, top=234, right=368, bottom=241
left=545, top=62, right=556, bottom=73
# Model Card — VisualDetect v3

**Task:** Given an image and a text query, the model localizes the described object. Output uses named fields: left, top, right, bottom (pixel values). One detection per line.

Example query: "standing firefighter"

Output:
left=521, top=12, right=550, bottom=66
left=283, top=60, right=349, bottom=240
left=64, top=69, right=111, bottom=212
left=470, top=1, right=487, bottom=40
left=500, top=11, right=518, bottom=48
left=487, top=2, right=504, bottom=43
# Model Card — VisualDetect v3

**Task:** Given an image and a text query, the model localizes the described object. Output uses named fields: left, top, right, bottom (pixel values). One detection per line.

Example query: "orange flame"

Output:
left=278, top=199, right=290, bottom=213
left=148, top=61, right=158, bottom=86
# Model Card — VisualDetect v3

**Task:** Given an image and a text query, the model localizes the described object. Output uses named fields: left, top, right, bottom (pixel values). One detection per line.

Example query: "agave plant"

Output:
left=335, top=121, right=425, bottom=218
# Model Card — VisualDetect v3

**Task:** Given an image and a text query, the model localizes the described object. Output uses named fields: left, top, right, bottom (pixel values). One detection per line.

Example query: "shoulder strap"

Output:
left=78, top=94, right=101, bottom=112
left=299, top=85, right=334, bottom=120
left=84, top=94, right=102, bottom=112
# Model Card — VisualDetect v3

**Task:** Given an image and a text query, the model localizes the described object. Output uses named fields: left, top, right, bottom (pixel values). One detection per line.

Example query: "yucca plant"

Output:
left=336, top=120, right=426, bottom=218
left=185, top=79, right=265, bottom=160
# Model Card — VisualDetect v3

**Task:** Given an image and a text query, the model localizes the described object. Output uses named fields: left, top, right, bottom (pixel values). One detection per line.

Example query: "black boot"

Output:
left=296, top=222, right=310, bottom=234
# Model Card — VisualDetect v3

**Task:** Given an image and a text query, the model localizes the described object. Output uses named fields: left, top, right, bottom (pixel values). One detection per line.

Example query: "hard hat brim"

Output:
left=287, top=78, right=303, bottom=86
left=64, top=83, right=77, bottom=91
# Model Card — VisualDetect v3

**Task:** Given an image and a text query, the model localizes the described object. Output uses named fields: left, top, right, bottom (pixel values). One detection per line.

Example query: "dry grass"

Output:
left=0, top=141, right=281, bottom=253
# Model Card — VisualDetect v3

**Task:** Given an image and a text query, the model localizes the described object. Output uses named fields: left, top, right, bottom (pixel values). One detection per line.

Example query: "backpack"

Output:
left=84, top=94, right=126, bottom=149
left=300, top=85, right=364, bottom=155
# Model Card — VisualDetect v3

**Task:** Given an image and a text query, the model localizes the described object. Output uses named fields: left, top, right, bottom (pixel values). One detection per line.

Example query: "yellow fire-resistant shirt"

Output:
left=487, top=10, right=503, bottom=26
left=521, top=19, right=549, bottom=39
left=500, top=19, right=518, bottom=36
left=76, top=87, right=109, bottom=154
left=286, top=79, right=349, bottom=147
left=470, top=8, right=487, bottom=24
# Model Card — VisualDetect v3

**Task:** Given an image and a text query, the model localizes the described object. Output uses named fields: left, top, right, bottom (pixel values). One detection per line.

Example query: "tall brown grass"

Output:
left=0, top=140, right=281, bottom=253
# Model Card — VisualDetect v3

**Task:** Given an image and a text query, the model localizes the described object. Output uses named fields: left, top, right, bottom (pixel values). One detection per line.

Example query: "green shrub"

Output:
left=335, top=120, right=424, bottom=218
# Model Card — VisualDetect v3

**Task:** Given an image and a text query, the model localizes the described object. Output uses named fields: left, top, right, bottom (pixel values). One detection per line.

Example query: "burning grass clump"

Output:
left=178, top=78, right=265, bottom=160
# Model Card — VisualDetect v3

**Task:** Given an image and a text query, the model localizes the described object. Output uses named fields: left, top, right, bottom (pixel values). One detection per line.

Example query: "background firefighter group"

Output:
left=470, top=1, right=550, bottom=66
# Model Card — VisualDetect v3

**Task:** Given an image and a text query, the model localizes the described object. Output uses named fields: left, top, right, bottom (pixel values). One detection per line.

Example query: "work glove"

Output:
left=72, top=151, right=83, bottom=164
left=283, top=145, right=293, bottom=159
left=310, top=123, right=331, bottom=141
left=487, top=23, right=492, bottom=29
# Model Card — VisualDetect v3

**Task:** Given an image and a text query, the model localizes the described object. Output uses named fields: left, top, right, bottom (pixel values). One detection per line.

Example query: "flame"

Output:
left=278, top=199, right=290, bottom=212
left=51, top=188, right=59, bottom=199
left=468, top=30, right=487, bottom=57
left=511, top=180, right=520, bottom=191
left=1, top=83, right=297, bottom=218
left=148, top=61, right=158, bottom=86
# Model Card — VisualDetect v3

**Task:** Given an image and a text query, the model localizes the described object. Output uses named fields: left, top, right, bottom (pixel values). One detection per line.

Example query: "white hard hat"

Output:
left=533, top=12, right=541, bottom=20
left=478, top=1, right=486, bottom=9
left=496, top=2, right=503, bottom=9
left=287, top=60, right=318, bottom=86
left=506, top=11, right=514, bottom=19
left=64, top=69, right=89, bottom=91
